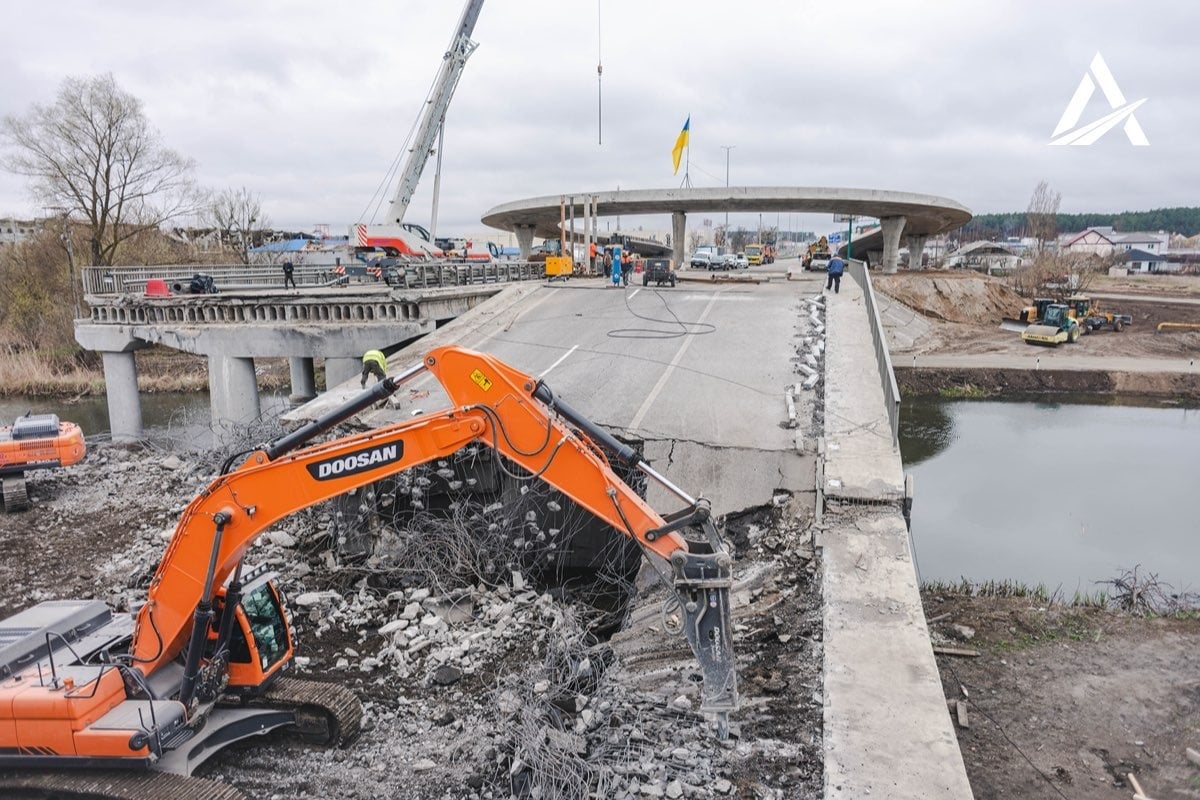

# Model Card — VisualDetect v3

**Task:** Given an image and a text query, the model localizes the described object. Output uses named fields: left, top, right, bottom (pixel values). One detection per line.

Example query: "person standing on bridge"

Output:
left=282, top=260, right=297, bottom=290
left=826, top=253, right=845, bottom=294
left=360, top=349, right=387, bottom=388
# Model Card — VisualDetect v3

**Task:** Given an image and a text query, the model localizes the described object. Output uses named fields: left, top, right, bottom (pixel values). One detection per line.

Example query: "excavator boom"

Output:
left=134, top=346, right=736, bottom=712
left=0, top=346, right=736, bottom=797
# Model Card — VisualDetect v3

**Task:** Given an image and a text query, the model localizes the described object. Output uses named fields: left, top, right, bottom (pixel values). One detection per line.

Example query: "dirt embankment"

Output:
left=875, top=271, right=1200, bottom=399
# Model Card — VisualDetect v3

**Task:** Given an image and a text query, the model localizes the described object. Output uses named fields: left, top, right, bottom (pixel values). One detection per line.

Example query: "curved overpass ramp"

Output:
left=482, top=186, right=971, bottom=272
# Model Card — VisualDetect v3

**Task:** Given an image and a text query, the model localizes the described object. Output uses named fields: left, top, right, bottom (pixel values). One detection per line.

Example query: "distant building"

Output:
left=1059, top=226, right=1116, bottom=256
left=944, top=240, right=1022, bottom=273
left=1060, top=227, right=1170, bottom=258
left=0, top=218, right=40, bottom=247
left=1123, top=248, right=1175, bottom=274
left=1111, top=231, right=1169, bottom=254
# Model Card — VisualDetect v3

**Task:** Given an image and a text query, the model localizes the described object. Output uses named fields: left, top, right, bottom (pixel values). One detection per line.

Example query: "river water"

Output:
left=0, top=392, right=292, bottom=449
left=899, top=397, right=1200, bottom=597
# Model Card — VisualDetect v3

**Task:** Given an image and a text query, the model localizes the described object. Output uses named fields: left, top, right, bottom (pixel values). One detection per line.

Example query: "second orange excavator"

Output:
left=0, top=345, right=738, bottom=800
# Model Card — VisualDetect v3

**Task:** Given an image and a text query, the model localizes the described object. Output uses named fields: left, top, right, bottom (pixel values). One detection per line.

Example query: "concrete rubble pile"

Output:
left=12, top=440, right=824, bottom=799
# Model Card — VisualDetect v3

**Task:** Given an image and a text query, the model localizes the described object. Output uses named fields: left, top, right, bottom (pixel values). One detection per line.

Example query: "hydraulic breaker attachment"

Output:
left=672, top=547, right=737, bottom=722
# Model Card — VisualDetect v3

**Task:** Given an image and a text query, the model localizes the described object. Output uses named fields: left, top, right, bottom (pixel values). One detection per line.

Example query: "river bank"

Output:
left=0, top=346, right=293, bottom=398
left=897, top=366, right=1200, bottom=403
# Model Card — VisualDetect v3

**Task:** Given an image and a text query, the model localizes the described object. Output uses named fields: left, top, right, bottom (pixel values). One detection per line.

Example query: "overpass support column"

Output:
left=101, top=351, right=143, bottom=442
left=881, top=216, right=907, bottom=274
left=289, top=357, right=316, bottom=402
left=671, top=211, right=686, bottom=271
left=515, top=225, right=536, bottom=261
left=905, top=234, right=928, bottom=270
left=324, top=357, right=362, bottom=389
left=208, top=355, right=260, bottom=431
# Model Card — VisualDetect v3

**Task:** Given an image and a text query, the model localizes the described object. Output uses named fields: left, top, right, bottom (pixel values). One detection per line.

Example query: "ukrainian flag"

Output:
left=671, top=116, right=690, bottom=175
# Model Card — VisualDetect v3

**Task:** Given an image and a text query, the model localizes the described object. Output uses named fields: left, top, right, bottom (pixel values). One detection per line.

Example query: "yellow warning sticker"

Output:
left=470, top=369, right=493, bottom=391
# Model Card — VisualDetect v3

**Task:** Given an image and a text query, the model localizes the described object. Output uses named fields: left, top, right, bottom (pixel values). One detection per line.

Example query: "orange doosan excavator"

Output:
left=0, top=346, right=738, bottom=799
left=0, top=413, right=86, bottom=512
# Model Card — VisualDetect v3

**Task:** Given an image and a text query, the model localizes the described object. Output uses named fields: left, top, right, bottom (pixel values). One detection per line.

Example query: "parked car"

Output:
left=734, top=252, right=749, bottom=269
left=716, top=253, right=738, bottom=270
left=689, top=252, right=713, bottom=269
left=642, top=257, right=676, bottom=287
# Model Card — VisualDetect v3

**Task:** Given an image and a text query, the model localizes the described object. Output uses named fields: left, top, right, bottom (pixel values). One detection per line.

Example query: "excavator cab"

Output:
left=214, top=569, right=295, bottom=691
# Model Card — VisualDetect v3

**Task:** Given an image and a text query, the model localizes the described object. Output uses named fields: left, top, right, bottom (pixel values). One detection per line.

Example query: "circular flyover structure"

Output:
left=481, top=186, right=972, bottom=272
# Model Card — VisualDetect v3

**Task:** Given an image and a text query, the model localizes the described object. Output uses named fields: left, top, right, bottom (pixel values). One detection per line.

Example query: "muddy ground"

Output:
left=923, top=594, right=1200, bottom=800
left=875, top=271, right=1200, bottom=362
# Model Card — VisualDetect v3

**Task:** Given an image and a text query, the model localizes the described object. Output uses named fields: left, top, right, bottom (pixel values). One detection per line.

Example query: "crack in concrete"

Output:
left=637, top=435, right=791, bottom=455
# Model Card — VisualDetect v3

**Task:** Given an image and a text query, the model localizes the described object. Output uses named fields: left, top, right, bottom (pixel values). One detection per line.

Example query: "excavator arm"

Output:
left=133, top=346, right=737, bottom=718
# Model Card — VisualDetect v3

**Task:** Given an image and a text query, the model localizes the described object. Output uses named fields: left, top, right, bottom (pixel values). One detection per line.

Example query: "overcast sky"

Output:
left=1, top=0, right=1195, bottom=241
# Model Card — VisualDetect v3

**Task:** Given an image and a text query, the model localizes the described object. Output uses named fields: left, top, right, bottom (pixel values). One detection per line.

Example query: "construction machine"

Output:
left=802, top=237, right=830, bottom=270
left=353, top=1, right=486, bottom=261
left=1021, top=303, right=1082, bottom=346
left=0, top=346, right=738, bottom=800
left=0, top=413, right=86, bottom=512
left=1063, top=295, right=1132, bottom=333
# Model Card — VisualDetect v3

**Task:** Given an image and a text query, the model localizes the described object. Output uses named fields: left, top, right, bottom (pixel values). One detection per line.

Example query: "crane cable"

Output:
left=597, top=0, right=603, bottom=146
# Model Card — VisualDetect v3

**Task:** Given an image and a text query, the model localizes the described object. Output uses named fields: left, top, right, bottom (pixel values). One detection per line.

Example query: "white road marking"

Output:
left=628, top=291, right=722, bottom=431
left=537, top=345, right=578, bottom=378
left=629, top=289, right=641, bottom=299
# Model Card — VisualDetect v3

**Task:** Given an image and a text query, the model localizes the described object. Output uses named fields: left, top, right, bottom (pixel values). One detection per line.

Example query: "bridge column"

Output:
left=514, top=225, right=536, bottom=261
left=881, top=216, right=907, bottom=274
left=324, top=357, right=362, bottom=389
left=208, top=355, right=260, bottom=430
left=671, top=211, right=686, bottom=270
left=289, top=357, right=316, bottom=402
left=101, top=351, right=143, bottom=442
left=906, top=234, right=928, bottom=270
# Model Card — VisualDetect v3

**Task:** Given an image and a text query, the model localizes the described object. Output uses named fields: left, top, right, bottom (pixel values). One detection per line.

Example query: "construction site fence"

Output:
left=847, top=259, right=901, bottom=448
left=81, top=261, right=548, bottom=296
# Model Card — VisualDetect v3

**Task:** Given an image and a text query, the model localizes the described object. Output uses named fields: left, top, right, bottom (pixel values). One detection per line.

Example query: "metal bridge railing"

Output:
left=847, top=259, right=901, bottom=448
left=81, top=261, right=548, bottom=296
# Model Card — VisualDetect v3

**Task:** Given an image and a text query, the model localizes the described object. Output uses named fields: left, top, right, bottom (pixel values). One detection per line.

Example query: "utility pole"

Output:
left=720, top=145, right=735, bottom=234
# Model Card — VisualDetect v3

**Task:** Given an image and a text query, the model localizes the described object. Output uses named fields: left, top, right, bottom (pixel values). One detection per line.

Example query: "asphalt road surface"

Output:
left=316, top=275, right=821, bottom=513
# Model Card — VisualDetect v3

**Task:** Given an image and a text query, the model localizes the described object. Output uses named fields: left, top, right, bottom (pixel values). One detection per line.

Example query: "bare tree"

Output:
left=1026, top=180, right=1062, bottom=251
left=205, top=187, right=268, bottom=264
left=1, top=73, right=202, bottom=268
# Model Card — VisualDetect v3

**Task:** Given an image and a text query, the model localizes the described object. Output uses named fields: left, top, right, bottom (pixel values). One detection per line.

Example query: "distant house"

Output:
left=1060, top=227, right=1116, bottom=256
left=1111, top=231, right=1169, bottom=254
left=1123, top=248, right=1174, bottom=273
left=944, top=240, right=1021, bottom=273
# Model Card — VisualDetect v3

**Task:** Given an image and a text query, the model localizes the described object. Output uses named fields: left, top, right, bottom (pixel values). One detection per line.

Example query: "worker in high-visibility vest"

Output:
left=360, top=349, right=387, bottom=388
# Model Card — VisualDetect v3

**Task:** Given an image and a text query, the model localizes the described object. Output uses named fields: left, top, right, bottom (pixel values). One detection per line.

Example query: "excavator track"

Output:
left=0, top=769, right=247, bottom=800
left=1, top=473, right=29, bottom=512
left=236, top=676, right=363, bottom=745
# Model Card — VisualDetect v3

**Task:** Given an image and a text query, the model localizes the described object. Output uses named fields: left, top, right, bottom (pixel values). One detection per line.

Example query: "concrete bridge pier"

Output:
left=101, top=351, right=144, bottom=442
left=289, top=357, right=316, bottom=402
left=881, top=216, right=907, bottom=274
left=324, top=357, right=361, bottom=390
left=671, top=211, right=686, bottom=270
left=208, top=355, right=260, bottom=430
left=514, top=224, right=536, bottom=260
left=906, top=233, right=928, bottom=270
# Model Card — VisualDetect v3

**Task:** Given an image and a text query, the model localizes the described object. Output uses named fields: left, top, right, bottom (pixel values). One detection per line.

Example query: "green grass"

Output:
left=936, top=384, right=989, bottom=399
